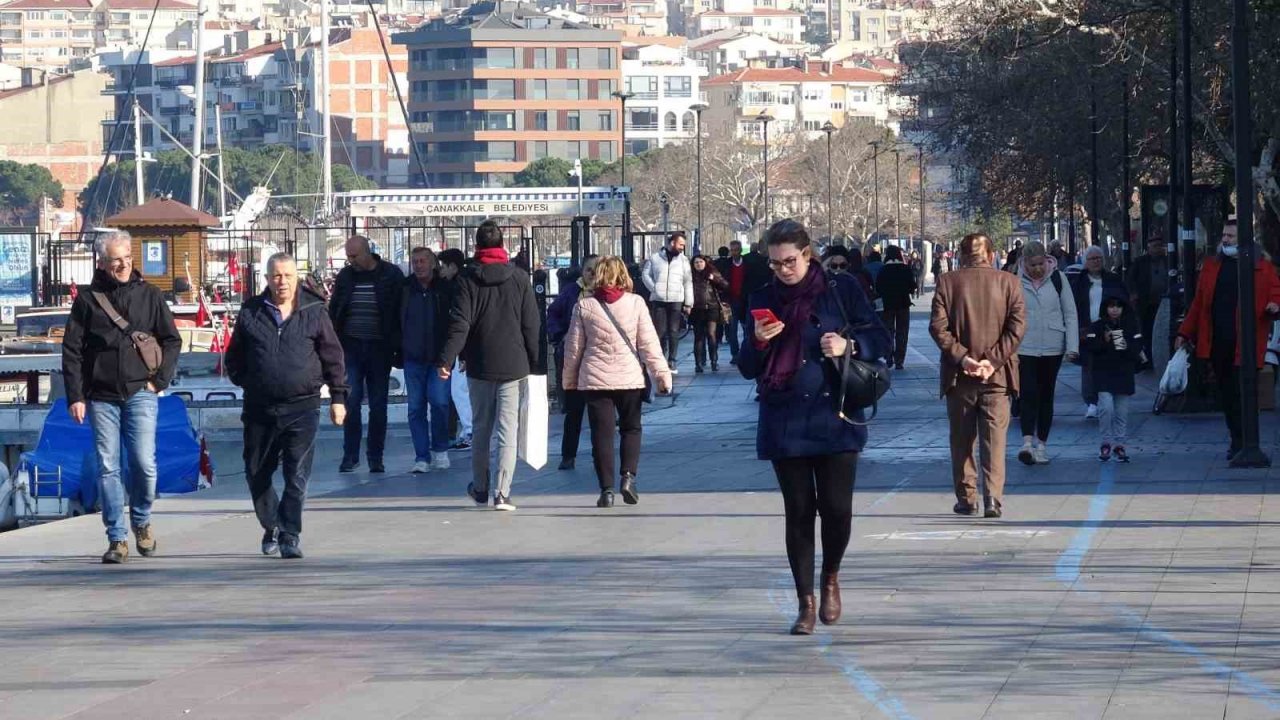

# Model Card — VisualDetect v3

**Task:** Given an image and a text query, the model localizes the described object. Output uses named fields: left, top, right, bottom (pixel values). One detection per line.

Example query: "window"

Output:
left=51, top=29, right=65, bottom=37
left=566, top=79, right=579, bottom=100
left=485, top=48, right=515, bottom=69
left=27, top=30, right=42, bottom=38
left=533, top=140, right=548, bottom=159
left=597, top=79, right=614, bottom=100
left=599, top=140, right=614, bottom=162
left=565, top=48, right=578, bottom=69
left=534, top=111, right=548, bottom=130
left=488, top=141, right=516, bottom=162
left=848, top=89, right=867, bottom=103
left=804, top=120, right=822, bottom=131
left=533, top=48, right=547, bottom=69
left=683, top=111, right=695, bottom=132
left=663, top=76, right=691, bottom=98
left=598, top=111, right=612, bottom=131
left=49, top=10, right=65, bottom=19
left=110, top=12, right=128, bottom=22
left=803, top=89, right=823, bottom=101
left=567, top=140, right=581, bottom=159
left=664, top=111, right=677, bottom=131
left=597, top=48, right=612, bottom=69
left=532, top=78, right=547, bottom=100
left=566, top=110, right=580, bottom=131
left=25, top=11, right=43, bottom=20
left=830, top=100, right=844, bottom=110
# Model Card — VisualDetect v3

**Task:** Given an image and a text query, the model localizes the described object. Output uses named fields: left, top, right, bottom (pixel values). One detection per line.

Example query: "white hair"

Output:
left=266, top=252, right=296, bottom=273
left=94, top=229, right=131, bottom=257
left=1084, top=245, right=1105, bottom=260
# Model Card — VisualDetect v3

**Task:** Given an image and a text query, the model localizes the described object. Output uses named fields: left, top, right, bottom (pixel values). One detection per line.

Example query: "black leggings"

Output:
left=771, top=452, right=857, bottom=597
left=691, top=309, right=720, bottom=369
left=585, top=389, right=644, bottom=490
left=1018, top=354, right=1064, bottom=442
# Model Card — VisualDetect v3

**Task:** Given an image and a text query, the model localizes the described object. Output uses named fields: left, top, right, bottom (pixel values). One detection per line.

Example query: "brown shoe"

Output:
left=790, top=595, right=817, bottom=635
left=102, top=540, right=129, bottom=564
left=819, top=572, right=842, bottom=625
left=134, top=524, right=157, bottom=557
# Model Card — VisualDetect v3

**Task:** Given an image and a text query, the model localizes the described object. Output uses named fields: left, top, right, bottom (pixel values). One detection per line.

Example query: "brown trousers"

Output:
left=946, top=378, right=1011, bottom=506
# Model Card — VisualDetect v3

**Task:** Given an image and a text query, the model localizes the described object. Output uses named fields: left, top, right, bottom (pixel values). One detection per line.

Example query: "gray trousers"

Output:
left=468, top=377, right=521, bottom=498
left=1097, top=392, right=1130, bottom=446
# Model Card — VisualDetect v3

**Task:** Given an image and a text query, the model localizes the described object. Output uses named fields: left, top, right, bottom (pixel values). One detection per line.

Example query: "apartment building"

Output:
left=94, top=0, right=195, bottom=48
left=394, top=1, right=623, bottom=188
left=0, top=0, right=96, bottom=73
left=100, top=28, right=409, bottom=185
left=702, top=60, right=896, bottom=140
left=835, top=0, right=932, bottom=54
left=688, top=29, right=794, bottom=75
left=694, top=6, right=804, bottom=45
left=619, top=40, right=705, bottom=154
left=574, top=0, right=668, bottom=38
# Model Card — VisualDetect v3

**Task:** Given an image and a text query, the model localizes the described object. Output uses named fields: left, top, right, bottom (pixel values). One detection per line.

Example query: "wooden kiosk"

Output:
left=105, top=198, right=220, bottom=302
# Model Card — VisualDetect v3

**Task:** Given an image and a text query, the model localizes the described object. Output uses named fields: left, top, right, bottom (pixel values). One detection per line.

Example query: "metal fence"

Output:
left=44, top=232, right=97, bottom=307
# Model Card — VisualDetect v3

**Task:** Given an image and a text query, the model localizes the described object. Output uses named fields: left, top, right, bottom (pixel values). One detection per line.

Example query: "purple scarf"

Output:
left=762, top=260, right=828, bottom=391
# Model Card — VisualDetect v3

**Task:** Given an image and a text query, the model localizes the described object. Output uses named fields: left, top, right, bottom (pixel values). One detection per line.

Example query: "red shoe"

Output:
left=1099, top=443, right=1112, bottom=462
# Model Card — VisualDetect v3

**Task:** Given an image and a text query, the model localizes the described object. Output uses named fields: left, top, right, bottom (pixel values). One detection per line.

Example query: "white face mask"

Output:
left=1222, top=245, right=1239, bottom=258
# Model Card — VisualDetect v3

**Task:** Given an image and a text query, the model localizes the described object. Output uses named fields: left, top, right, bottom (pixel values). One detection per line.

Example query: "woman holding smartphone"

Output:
left=740, top=219, right=891, bottom=635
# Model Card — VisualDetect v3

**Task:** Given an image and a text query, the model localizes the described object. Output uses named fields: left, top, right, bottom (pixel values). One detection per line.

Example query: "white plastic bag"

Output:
left=518, top=374, right=548, bottom=470
left=1160, top=347, right=1190, bottom=396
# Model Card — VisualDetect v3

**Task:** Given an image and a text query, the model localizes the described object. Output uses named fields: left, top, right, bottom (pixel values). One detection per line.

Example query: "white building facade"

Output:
left=620, top=41, right=706, bottom=154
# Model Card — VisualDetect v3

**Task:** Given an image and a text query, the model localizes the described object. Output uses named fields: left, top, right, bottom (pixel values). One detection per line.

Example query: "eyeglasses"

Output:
left=768, top=255, right=804, bottom=271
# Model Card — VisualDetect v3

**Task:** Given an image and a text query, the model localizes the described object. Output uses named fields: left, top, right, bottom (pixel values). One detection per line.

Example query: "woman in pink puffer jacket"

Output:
left=563, top=257, right=674, bottom=508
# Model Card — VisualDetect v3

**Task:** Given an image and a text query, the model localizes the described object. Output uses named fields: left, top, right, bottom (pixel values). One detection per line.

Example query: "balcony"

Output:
left=216, top=76, right=242, bottom=87
left=627, top=91, right=658, bottom=101
left=157, top=104, right=187, bottom=115
left=625, top=122, right=659, bottom=132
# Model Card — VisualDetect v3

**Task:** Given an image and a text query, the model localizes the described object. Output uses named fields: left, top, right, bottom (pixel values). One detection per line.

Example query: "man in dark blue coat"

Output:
left=227, top=253, right=349, bottom=559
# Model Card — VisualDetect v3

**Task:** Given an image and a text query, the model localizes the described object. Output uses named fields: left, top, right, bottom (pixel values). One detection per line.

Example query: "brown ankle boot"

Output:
left=790, top=595, right=817, bottom=635
left=819, top=572, right=842, bottom=625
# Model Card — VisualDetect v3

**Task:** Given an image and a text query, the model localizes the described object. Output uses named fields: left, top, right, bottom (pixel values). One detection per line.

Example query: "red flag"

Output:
left=228, top=253, right=241, bottom=293
left=212, top=288, right=222, bottom=304
left=69, top=282, right=78, bottom=303
left=195, top=293, right=210, bottom=328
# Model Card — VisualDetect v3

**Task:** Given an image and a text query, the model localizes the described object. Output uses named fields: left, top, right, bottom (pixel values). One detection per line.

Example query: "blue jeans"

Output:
left=342, top=339, right=392, bottom=465
left=89, top=389, right=159, bottom=542
left=404, top=360, right=452, bottom=462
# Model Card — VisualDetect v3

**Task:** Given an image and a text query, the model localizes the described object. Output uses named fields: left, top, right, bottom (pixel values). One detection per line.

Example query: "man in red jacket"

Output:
left=1176, top=219, right=1280, bottom=460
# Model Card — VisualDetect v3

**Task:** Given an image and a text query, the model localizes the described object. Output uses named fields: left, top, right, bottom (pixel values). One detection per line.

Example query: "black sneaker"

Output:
left=279, top=540, right=304, bottom=559
left=368, top=461, right=385, bottom=474
left=262, top=529, right=279, bottom=556
left=451, top=436, right=473, bottom=451
left=466, top=482, right=488, bottom=506
left=494, top=494, right=516, bottom=511
left=339, top=460, right=358, bottom=473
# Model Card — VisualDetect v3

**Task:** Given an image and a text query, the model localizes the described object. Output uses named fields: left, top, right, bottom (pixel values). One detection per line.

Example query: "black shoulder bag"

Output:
left=597, top=299, right=655, bottom=403
left=827, top=280, right=891, bottom=425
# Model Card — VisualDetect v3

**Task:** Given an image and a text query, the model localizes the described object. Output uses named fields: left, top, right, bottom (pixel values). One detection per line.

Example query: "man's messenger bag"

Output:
left=93, top=291, right=164, bottom=378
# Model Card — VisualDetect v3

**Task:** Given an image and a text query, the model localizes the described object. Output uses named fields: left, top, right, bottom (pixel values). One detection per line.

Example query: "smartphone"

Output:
left=751, top=308, right=781, bottom=325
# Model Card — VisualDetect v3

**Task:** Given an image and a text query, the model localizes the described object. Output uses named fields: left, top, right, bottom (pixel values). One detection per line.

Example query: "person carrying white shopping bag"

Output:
left=438, top=222, right=542, bottom=512
left=518, top=374, right=549, bottom=471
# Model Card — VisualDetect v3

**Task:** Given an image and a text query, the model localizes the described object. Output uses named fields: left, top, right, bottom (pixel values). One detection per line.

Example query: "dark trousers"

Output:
left=1081, top=353, right=1098, bottom=405
left=555, top=344, right=587, bottom=460
left=1018, top=354, right=1064, bottom=442
left=585, top=389, right=644, bottom=491
left=691, top=309, right=720, bottom=369
left=771, top=452, right=858, bottom=598
left=1140, top=303, right=1159, bottom=365
left=1212, top=352, right=1243, bottom=448
left=880, top=306, right=910, bottom=366
left=342, top=339, right=392, bottom=465
left=725, top=304, right=746, bottom=361
left=243, top=409, right=319, bottom=543
left=651, top=301, right=684, bottom=363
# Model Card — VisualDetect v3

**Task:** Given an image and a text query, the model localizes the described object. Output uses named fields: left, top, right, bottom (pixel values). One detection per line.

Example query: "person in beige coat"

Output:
left=563, top=257, right=674, bottom=508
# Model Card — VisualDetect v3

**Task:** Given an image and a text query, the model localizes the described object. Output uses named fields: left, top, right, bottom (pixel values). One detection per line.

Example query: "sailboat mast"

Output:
left=319, top=0, right=332, bottom=218
left=190, top=0, right=207, bottom=210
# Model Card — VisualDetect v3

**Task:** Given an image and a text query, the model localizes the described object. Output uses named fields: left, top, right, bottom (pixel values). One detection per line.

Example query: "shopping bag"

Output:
left=518, top=374, right=549, bottom=470
left=1159, top=347, right=1190, bottom=396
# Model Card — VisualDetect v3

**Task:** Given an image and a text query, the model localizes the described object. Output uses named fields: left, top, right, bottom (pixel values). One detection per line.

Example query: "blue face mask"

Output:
left=1222, top=245, right=1239, bottom=258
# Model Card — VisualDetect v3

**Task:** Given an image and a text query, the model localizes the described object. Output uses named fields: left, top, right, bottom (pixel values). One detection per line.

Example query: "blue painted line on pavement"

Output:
left=768, top=578, right=917, bottom=720
left=1055, top=465, right=1280, bottom=710
left=863, top=477, right=913, bottom=512
left=1054, top=462, right=1115, bottom=584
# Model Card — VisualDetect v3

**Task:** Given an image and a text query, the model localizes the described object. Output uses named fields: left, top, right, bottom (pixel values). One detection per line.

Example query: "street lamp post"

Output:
left=893, top=147, right=902, bottom=248
left=757, top=110, right=773, bottom=226
left=691, top=101, right=708, bottom=249
left=612, top=89, right=635, bottom=261
left=1229, top=0, right=1268, bottom=467
left=918, top=145, right=925, bottom=254
left=611, top=90, right=634, bottom=188
left=822, top=121, right=836, bottom=241
left=868, top=140, right=882, bottom=244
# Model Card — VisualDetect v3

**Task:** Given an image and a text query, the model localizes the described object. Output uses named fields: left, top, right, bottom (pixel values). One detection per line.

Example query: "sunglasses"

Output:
left=827, top=261, right=848, bottom=269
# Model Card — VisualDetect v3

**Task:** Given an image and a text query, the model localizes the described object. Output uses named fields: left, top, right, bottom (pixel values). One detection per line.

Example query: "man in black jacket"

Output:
left=875, top=245, right=918, bottom=369
left=227, top=253, right=348, bottom=559
left=61, top=230, right=182, bottom=564
left=1127, top=236, right=1169, bottom=366
left=329, top=235, right=404, bottom=473
left=439, top=221, right=541, bottom=512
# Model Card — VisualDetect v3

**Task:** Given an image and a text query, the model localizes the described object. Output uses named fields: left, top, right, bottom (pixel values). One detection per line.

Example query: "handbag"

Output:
left=92, top=291, right=164, bottom=378
left=718, top=301, right=734, bottom=326
left=826, top=280, right=891, bottom=425
left=597, top=299, right=655, bottom=403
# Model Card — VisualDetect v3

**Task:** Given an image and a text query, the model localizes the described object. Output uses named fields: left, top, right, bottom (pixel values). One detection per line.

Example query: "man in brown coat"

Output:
left=929, top=234, right=1026, bottom=518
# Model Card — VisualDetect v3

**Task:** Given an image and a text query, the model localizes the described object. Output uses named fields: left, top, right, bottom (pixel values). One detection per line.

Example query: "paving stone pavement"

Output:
left=2, top=299, right=1280, bottom=719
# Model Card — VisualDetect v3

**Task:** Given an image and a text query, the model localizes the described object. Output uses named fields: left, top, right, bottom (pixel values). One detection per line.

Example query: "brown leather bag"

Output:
left=92, top=291, right=164, bottom=378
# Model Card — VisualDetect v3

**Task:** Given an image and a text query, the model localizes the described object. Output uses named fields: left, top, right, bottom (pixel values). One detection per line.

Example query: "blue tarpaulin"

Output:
left=20, top=397, right=204, bottom=509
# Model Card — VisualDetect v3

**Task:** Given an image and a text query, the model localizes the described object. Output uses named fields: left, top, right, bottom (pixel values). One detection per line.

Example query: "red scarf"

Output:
left=476, top=247, right=510, bottom=265
left=762, top=261, right=827, bottom=391
left=594, top=286, right=625, bottom=304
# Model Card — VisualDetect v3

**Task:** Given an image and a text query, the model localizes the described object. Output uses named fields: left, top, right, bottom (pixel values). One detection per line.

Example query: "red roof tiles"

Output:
left=106, top=197, right=220, bottom=228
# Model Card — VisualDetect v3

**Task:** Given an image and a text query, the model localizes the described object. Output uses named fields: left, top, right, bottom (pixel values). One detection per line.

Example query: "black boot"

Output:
left=596, top=490, right=614, bottom=508
left=619, top=473, right=639, bottom=505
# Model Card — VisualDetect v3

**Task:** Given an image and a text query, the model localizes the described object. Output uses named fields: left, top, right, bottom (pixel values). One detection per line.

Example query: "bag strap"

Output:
left=92, top=291, right=133, bottom=334
left=597, top=299, right=643, bottom=366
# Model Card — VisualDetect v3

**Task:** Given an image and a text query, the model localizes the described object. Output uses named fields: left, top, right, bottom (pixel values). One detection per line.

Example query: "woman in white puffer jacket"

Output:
left=563, top=257, right=673, bottom=508
left=1015, top=241, right=1079, bottom=466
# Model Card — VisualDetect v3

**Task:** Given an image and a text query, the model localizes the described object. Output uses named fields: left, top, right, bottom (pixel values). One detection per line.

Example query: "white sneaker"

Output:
left=1085, top=404, right=1098, bottom=419
left=431, top=452, right=450, bottom=471
left=1017, top=440, right=1035, bottom=466
left=1033, top=446, right=1050, bottom=464
left=411, top=461, right=430, bottom=474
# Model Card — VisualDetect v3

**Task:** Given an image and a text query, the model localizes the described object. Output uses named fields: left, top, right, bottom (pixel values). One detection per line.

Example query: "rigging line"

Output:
left=140, top=107, right=245, bottom=205
left=86, top=0, right=165, bottom=226
left=363, top=4, right=429, bottom=187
